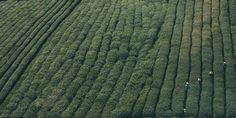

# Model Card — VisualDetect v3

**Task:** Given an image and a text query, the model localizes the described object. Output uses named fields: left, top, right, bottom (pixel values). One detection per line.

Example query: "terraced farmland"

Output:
left=0, top=0, right=235, bottom=117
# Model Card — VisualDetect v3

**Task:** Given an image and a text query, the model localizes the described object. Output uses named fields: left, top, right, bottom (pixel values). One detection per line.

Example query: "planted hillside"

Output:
left=0, top=0, right=235, bottom=117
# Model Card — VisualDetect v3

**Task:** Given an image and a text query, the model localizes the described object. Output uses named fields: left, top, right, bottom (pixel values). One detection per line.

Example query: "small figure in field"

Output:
left=185, top=82, right=189, bottom=87
left=209, top=71, right=213, bottom=76
left=223, top=62, right=227, bottom=67
left=183, top=108, right=186, bottom=113
left=197, top=78, right=201, bottom=82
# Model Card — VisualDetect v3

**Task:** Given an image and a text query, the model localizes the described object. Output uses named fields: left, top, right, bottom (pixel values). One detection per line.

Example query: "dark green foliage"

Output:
left=0, top=0, right=235, bottom=117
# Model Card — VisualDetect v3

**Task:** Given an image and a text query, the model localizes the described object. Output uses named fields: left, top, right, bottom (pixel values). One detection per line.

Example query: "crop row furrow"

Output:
left=220, top=0, right=236, bottom=117
left=0, top=0, right=235, bottom=117
left=105, top=1, right=166, bottom=117
left=185, top=0, right=202, bottom=116
left=0, top=1, right=20, bottom=27
left=0, top=0, right=70, bottom=98
left=11, top=1, right=102, bottom=118
left=0, top=0, right=58, bottom=58
left=199, top=0, right=214, bottom=117
left=0, top=0, right=90, bottom=117
left=100, top=1, right=142, bottom=117
left=132, top=2, right=167, bottom=118
left=0, top=1, right=36, bottom=41
left=212, top=0, right=225, bottom=117
left=0, top=0, right=64, bottom=71
left=35, top=0, right=115, bottom=117
left=0, top=1, right=23, bottom=15
left=24, top=1, right=98, bottom=116
left=171, top=0, right=193, bottom=116
left=42, top=3, right=113, bottom=117
left=0, top=0, right=82, bottom=114
left=156, top=0, right=186, bottom=116
left=0, top=0, right=93, bottom=117
left=66, top=1, right=124, bottom=117
left=84, top=0, right=135, bottom=117
left=31, top=2, right=121, bottom=117
left=0, top=0, right=54, bottom=48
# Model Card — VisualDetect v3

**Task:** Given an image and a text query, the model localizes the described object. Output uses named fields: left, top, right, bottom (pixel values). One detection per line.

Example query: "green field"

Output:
left=0, top=0, right=235, bottom=117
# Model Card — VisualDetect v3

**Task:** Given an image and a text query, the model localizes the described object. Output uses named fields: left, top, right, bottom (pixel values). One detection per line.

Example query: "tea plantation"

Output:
left=0, top=0, right=235, bottom=117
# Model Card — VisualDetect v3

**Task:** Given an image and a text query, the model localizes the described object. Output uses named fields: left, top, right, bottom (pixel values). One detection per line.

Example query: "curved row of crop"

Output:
left=0, top=1, right=91, bottom=118
left=0, top=1, right=83, bottom=116
left=199, top=0, right=214, bottom=116
left=0, top=1, right=37, bottom=41
left=0, top=1, right=21, bottom=14
left=220, top=0, right=236, bottom=117
left=0, top=0, right=67, bottom=73
left=155, top=0, right=186, bottom=116
left=0, top=0, right=53, bottom=46
left=59, top=0, right=123, bottom=117
left=23, top=1, right=100, bottom=117
left=0, top=1, right=19, bottom=26
left=211, top=0, right=226, bottom=117
left=185, top=0, right=203, bottom=116
left=0, top=0, right=115, bottom=116
left=0, top=0, right=62, bottom=78
left=29, top=0, right=116, bottom=117
left=140, top=0, right=178, bottom=117
left=0, top=0, right=235, bottom=117
left=0, top=0, right=70, bottom=99
left=101, top=0, right=143, bottom=117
